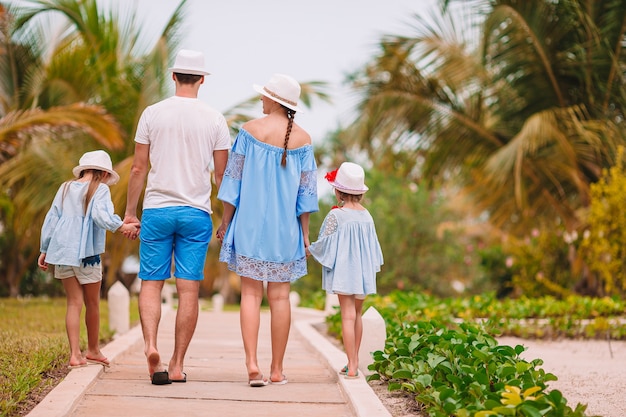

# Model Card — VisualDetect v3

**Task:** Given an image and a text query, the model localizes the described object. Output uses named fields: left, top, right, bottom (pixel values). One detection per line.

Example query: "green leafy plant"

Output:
left=368, top=320, right=587, bottom=417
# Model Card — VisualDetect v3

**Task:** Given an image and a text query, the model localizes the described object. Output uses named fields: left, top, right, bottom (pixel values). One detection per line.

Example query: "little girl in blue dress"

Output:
left=308, top=162, right=384, bottom=379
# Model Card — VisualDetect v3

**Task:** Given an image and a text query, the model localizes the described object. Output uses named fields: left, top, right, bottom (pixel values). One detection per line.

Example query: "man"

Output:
left=124, top=49, right=230, bottom=385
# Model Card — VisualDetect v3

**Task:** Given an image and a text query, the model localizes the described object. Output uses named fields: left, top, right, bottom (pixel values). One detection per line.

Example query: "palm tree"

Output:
left=347, top=0, right=626, bottom=236
left=0, top=0, right=187, bottom=295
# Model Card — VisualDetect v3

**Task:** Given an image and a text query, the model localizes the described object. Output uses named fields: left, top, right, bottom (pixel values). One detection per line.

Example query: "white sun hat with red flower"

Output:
left=325, top=162, right=369, bottom=195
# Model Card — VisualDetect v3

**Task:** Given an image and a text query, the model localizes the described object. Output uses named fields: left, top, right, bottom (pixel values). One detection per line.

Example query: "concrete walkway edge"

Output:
left=293, top=315, right=392, bottom=417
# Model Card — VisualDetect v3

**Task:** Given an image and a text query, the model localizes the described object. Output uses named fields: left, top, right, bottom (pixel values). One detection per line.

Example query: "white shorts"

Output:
left=334, top=292, right=367, bottom=300
left=54, top=263, right=102, bottom=285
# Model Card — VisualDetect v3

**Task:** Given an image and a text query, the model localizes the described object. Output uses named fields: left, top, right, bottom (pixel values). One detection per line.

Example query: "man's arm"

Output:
left=213, top=149, right=228, bottom=191
left=125, top=143, right=150, bottom=222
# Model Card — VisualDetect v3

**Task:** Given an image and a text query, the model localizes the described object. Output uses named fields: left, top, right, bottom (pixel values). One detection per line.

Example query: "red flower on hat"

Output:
left=325, top=168, right=338, bottom=182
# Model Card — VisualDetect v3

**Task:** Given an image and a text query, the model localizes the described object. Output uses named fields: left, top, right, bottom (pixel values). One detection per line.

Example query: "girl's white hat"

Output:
left=253, top=73, right=304, bottom=113
left=72, top=150, right=120, bottom=185
left=168, top=49, right=211, bottom=76
left=326, top=162, right=369, bottom=195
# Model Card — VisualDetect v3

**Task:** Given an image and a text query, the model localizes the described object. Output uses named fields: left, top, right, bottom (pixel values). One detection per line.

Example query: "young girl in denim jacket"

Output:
left=38, top=150, right=139, bottom=368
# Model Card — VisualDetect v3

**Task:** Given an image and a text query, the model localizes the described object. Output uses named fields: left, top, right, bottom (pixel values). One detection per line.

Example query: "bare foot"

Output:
left=270, top=367, right=286, bottom=384
left=68, top=357, right=87, bottom=368
left=248, top=372, right=268, bottom=387
left=168, top=366, right=186, bottom=382
left=269, top=374, right=288, bottom=385
left=85, top=351, right=110, bottom=367
left=147, top=350, right=162, bottom=376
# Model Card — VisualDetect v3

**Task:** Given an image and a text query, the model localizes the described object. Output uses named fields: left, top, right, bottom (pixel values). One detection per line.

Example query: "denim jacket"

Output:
left=40, top=181, right=123, bottom=266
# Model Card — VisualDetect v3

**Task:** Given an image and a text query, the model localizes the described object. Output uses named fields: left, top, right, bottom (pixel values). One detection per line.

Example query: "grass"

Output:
left=0, top=297, right=139, bottom=417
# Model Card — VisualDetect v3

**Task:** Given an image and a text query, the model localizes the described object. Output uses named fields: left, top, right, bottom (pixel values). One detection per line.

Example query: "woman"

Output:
left=216, top=74, right=318, bottom=387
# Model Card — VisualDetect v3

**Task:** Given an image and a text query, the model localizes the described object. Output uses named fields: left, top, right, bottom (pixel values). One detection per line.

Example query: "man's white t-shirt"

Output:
left=135, top=96, right=231, bottom=214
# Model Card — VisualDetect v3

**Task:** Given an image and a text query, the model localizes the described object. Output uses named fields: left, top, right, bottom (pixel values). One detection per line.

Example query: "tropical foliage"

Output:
left=1, top=0, right=626, bottom=300
left=337, top=0, right=626, bottom=295
left=579, top=146, right=626, bottom=297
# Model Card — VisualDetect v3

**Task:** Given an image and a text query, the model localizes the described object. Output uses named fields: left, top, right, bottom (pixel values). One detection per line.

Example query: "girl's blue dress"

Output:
left=309, top=208, right=383, bottom=296
left=218, top=129, right=318, bottom=282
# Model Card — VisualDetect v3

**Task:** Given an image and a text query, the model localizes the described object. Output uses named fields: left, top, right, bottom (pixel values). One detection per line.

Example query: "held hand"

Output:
left=122, top=215, right=141, bottom=240
left=216, top=222, right=229, bottom=243
left=120, top=221, right=141, bottom=240
left=37, top=253, right=48, bottom=271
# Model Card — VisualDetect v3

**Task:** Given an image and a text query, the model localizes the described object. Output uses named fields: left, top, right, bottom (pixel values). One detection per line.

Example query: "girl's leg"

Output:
left=83, top=280, right=106, bottom=362
left=354, top=297, right=365, bottom=364
left=240, top=276, right=264, bottom=381
left=267, top=281, right=291, bottom=383
left=338, top=294, right=359, bottom=377
left=62, top=277, right=86, bottom=367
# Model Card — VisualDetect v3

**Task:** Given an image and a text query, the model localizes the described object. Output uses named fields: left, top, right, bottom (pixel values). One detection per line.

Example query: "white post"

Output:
left=358, top=306, right=387, bottom=376
left=289, top=291, right=301, bottom=308
left=129, top=277, right=141, bottom=295
left=212, top=293, right=224, bottom=312
left=108, top=281, right=130, bottom=335
left=324, top=293, right=340, bottom=315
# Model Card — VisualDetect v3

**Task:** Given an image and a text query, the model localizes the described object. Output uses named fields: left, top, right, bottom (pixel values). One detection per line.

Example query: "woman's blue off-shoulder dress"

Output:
left=308, top=208, right=383, bottom=296
left=218, top=129, right=318, bottom=282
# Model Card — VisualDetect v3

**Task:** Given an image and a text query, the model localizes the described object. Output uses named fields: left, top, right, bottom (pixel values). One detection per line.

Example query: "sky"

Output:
left=127, top=0, right=439, bottom=141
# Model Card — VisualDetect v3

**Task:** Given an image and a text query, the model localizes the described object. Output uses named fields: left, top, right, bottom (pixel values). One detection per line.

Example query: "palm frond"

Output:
left=0, top=103, right=123, bottom=151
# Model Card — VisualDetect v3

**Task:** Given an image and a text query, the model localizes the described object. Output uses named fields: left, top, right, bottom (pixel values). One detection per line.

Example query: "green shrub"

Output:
left=579, top=146, right=626, bottom=297
left=369, top=320, right=587, bottom=417
left=346, top=292, right=612, bottom=416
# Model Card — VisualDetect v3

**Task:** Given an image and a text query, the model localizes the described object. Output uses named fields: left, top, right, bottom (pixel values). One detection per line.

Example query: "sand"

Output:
left=497, top=337, right=626, bottom=417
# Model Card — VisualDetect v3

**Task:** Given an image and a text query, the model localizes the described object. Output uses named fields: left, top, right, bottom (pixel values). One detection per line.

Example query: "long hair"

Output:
left=80, top=169, right=107, bottom=213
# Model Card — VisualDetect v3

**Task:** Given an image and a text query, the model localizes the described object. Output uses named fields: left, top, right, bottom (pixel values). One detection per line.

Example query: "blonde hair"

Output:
left=82, top=170, right=108, bottom=213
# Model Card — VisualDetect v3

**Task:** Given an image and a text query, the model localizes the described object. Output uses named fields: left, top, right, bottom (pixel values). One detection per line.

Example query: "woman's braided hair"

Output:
left=281, top=107, right=295, bottom=167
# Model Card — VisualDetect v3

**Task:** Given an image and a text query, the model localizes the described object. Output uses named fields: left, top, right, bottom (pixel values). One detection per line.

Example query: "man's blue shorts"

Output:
left=138, top=206, right=213, bottom=281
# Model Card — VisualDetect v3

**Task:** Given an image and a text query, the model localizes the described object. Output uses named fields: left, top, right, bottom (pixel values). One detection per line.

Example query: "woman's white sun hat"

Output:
left=253, top=73, right=304, bottom=112
left=326, top=162, right=369, bottom=195
left=72, top=150, right=120, bottom=185
left=168, top=49, right=211, bottom=76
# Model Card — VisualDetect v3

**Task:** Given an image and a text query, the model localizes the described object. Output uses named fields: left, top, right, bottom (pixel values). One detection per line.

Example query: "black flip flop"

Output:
left=151, top=371, right=172, bottom=385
